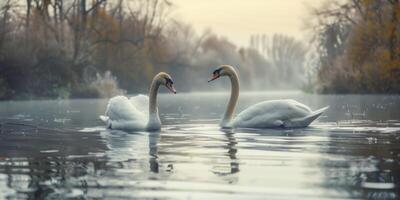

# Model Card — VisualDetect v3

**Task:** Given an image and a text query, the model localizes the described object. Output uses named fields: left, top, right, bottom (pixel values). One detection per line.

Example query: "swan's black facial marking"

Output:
left=208, top=68, right=222, bottom=82
left=164, top=77, right=176, bottom=93
left=165, top=77, right=174, bottom=85
left=213, top=68, right=222, bottom=76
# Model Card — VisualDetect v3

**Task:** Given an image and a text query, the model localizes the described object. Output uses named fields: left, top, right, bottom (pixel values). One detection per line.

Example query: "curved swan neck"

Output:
left=147, top=72, right=173, bottom=131
left=149, top=78, right=160, bottom=116
left=221, top=69, right=239, bottom=127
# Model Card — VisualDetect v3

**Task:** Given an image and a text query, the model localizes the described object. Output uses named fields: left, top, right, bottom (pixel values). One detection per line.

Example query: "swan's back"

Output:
left=232, top=99, right=315, bottom=128
left=101, top=95, right=149, bottom=130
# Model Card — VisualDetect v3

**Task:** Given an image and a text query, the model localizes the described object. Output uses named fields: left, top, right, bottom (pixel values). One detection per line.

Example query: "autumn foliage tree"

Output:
left=0, top=0, right=173, bottom=99
left=310, top=0, right=400, bottom=93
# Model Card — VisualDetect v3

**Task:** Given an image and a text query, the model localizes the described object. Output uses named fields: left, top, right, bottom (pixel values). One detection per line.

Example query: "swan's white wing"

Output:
left=129, top=94, right=149, bottom=118
left=106, top=96, right=145, bottom=120
left=103, top=95, right=147, bottom=130
left=232, top=100, right=314, bottom=128
left=285, top=106, right=329, bottom=128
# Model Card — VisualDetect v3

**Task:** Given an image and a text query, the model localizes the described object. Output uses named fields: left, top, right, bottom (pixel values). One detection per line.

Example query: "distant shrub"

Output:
left=88, top=71, right=126, bottom=98
left=71, top=71, right=126, bottom=98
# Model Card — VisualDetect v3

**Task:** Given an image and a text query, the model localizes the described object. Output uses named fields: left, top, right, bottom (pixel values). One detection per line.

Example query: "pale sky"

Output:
left=171, top=0, right=323, bottom=47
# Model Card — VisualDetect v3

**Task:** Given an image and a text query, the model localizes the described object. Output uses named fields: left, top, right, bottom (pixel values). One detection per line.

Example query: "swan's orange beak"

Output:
left=208, top=73, right=220, bottom=82
left=166, top=83, right=177, bottom=94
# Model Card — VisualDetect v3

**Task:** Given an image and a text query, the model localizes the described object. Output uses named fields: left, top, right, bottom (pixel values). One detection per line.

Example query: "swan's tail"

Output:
left=99, top=115, right=112, bottom=129
left=99, top=115, right=109, bottom=123
left=287, top=106, right=329, bottom=128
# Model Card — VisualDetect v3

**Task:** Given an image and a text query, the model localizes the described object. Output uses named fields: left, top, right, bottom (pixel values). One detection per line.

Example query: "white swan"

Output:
left=100, top=72, right=176, bottom=131
left=208, top=65, right=328, bottom=128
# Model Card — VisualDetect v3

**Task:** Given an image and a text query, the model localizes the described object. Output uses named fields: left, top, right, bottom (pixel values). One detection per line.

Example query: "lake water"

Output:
left=0, top=92, right=400, bottom=199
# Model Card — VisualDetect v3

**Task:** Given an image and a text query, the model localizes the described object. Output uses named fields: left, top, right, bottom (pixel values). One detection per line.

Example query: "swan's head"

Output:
left=155, top=72, right=176, bottom=94
left=208, top=65, right=236, bottom=82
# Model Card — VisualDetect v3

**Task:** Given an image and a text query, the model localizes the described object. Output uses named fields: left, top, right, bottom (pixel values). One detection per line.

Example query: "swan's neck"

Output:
left=221, top=71, right=239, bottom=127
left=147, top=79, right=161, bottom=130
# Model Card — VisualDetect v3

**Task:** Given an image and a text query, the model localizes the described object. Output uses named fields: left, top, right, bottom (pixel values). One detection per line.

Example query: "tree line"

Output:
left=0, top=0, right=308, bottom=100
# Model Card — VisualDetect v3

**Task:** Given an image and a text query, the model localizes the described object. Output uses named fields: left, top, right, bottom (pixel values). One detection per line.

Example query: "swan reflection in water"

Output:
left=100, top=129, right=166, bottom=175
left=211, top=129, right=240, bottom=178
left=100, top=125, right=240, bottom=183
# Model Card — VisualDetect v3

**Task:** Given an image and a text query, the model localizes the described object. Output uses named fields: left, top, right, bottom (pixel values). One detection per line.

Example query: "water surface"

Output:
left=0, top=92, right=400, bottom=199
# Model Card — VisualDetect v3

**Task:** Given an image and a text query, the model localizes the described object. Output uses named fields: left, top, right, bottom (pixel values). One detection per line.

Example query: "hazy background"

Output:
left=172, top=0, right=323, bottom=46
left=0, top=0, right=398, bottom=100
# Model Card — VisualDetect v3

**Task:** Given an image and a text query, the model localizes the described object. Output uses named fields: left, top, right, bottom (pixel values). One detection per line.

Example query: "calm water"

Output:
left=0, top=92, right=400, bottom=199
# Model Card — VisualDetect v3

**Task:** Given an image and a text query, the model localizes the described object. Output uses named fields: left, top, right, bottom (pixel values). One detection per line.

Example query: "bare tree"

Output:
left=250, top=34, right=307, bottom=87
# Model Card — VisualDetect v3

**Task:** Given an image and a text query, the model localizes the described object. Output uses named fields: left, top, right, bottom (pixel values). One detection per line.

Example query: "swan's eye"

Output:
left=165, top=78, right=173, bottom=85
left=213, top=68, right=222, bottom=75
